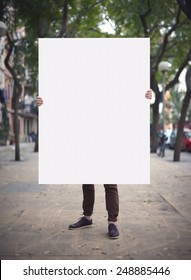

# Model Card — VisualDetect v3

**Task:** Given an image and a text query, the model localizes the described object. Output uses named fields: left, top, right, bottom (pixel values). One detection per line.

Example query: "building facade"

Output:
left=0, top=35, right=37, bottom=145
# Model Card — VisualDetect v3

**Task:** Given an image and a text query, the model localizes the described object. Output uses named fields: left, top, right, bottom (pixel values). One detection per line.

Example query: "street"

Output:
left=0, top=143, right=191, bottom=260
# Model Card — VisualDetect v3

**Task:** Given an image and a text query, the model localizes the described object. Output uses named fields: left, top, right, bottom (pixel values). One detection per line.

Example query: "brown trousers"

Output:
left=82, top=184, right=119, bottom=222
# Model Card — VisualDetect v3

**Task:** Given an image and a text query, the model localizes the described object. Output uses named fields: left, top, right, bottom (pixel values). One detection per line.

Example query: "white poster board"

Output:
left=39, top=38, right=150, bottom=184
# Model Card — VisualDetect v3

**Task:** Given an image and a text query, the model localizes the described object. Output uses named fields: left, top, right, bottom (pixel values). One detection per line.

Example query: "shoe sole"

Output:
left=109, top=235, right=119, bottom=239
left=68, top=224, right=93, bottom=230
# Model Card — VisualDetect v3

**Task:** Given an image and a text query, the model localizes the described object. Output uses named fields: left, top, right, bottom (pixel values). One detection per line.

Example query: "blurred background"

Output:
left=0, top=0, right=191, bottom=162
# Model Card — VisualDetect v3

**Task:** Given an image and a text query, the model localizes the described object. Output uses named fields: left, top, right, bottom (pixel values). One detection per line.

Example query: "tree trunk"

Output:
left=174, top=67, right=191, bottom=161
left=4, top=32, right=23, bottom=161
left=12, top=86, right=22, bottom=160
left=13, top=95, right=20, bottom=160
left=0, top=0, right=4, bottom=21
left=58, top=0, right=68, bottom=38
left=151, top=103, right=159, bottom=153
left=150, top=76, right=161, bottom=153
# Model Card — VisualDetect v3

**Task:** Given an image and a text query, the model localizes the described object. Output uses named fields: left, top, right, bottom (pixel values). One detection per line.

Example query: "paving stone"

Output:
left=0, top=143, right=191, bottom=259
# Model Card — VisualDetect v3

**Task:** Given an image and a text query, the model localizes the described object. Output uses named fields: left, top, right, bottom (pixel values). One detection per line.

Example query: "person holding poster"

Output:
left=36, top=89, right=153, bottom=239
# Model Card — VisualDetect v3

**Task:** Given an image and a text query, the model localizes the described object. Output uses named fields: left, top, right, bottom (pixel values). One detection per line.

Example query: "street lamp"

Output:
left=158, top=61, right=171, bottom=133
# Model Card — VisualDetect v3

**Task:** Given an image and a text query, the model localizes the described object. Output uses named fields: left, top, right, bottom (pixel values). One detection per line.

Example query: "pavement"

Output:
left=0, top=143, right=191, bottom=260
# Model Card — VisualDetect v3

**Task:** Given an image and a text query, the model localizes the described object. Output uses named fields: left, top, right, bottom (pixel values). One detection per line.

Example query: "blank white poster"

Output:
left=39, top=38, right=150, bottom=184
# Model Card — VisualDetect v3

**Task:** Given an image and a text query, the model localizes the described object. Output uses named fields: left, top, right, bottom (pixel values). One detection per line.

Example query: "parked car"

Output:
left=169, top=128, right=191, bottom=151
left=186, top=138, right=191, bottom=152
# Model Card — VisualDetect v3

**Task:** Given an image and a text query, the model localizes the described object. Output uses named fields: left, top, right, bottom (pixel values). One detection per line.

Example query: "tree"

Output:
left=13, top=0, right=107, bottom=153
left=2, top=0, right=191, bottom=160
left=105, top=0, right=191, bottom=153
left=173, top=66, right=191, bottom=161
left=4, top=32, right=23, bottom=160
left=1, top=0, right=25, bottom=160
left=172, top=0, right=191, bottom=161
left=177, top=0, right=191, bottom=19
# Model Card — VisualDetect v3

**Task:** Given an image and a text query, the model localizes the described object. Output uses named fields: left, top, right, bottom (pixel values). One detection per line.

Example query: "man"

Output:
left=36, top=89, right=153, bottom=239
left=69, top=184, right=119, bottom=238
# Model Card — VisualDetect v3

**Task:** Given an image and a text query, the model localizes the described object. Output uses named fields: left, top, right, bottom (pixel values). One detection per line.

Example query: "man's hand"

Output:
left=145, top=89, right=155, bottom=104
left=145, top=89, right=153, bottom=99
left=36, top=96, right=43, bottom=106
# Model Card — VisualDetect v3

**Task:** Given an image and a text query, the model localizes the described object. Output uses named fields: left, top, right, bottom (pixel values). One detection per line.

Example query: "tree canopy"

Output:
left=2, top=0, right=191, bottom=159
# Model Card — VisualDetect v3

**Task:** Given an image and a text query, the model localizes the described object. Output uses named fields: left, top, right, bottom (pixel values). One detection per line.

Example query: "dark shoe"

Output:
left=68, top=217, right=92, bottom=230
left=108, top=223, right=119, bottom=239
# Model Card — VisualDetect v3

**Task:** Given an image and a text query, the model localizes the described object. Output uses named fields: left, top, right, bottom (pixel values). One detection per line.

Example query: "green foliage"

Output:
left=3, top=0, right=191, bottom=133
left=170, top=88, right=191, bottom=124
left=106, top=1, right=191, bottom=72
left=4, top=0, right=112, bottom=94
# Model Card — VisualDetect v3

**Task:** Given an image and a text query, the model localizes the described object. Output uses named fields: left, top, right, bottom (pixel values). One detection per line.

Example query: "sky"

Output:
left=99, top=16, right=116, bottom=35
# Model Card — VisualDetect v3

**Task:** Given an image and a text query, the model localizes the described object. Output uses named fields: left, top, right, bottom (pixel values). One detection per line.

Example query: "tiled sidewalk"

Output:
left=0, top=144, right=191, bottom=260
